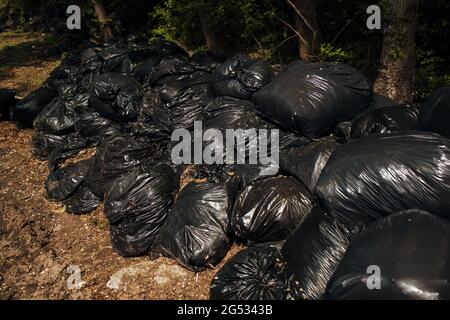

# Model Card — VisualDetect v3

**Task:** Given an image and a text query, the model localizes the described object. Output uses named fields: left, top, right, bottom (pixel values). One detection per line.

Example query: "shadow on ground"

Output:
left=0, top=31, right=60, bottom=96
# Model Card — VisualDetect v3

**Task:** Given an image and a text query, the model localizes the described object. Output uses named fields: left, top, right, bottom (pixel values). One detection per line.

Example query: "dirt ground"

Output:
left=0, top=31, right=242, bottom=300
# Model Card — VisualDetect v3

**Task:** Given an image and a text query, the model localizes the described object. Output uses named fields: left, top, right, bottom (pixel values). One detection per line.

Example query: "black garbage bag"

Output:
left=85, top=134, right=161, bottom=198
left=54, top=78, right=84, bottom=100
left=203, top=96, right=308, bottom=164
left=105, top=162, right=178, bottom=257
left=203, top=96, right=269, bottom=163
left=326, top=210, right=450, bottom=300
left=75, top=111, right=121, bottom=144
left=315, top=132, right=450, bottom=228
left=231, top=176, right=314, bottom=244
left=0, top=88, right=16, bottom=118
left=170, top=126, right=284, bottom=186
left=63, top=185, right=101, bottom=214
left=89, top=72, right=143, bottom=123
left=421, top=87, right=450, bottom=138
left=254, top=61, right=372, bottom=138
left=179, top=164, right=239, bottom=188
left=334, top=121, right=352, bottom=143
left=366, top=93, right=399, bottom=111
left=45, top=158, right=93, bottom=201
left=281, top=207, right=355, bottom=300
left=47, top=133, right=93, bottom=169
left=82, top=53, right=103, bottom=76
left=31, top=132, right=66, bottom=160
left=210, top=242, right=302, bottom=300
left=47, top=64, right=84, bottom=98
left=31, top=131, right=89, bottom=165
left=212, top=54, right=273, bottom=100
left=121, top=86, right=165, bottom=136
left=178, top=164, right=265, bottom=198
left=98, top=46, right=133, bottom=74
left=144, top=39, right=188, bottom=58
left=0, top=88, right=15, bottom=106
left=191, top=51, right=226, bottom=72
left=278, top=131, right=310, bottom=149
left=155, top=70, right=214, bottom=131
left=81, top=47, right=97, bottom=65
left=178, top=163, right=278, bottom=197
left=148, top=55, right=191, bottom=84
left=230, top=164, right=277, bottom=187
left=10, top=85, right=57, bottom=127
left=131, top=41, right=188, bottom=82
left=204, top=96, right=269, bottom=130
left=279, top=136, right=339, bottom=192
left=114, top=46, right=157, bottom=75
left=65, top=92, right=90, bottom=111
left=33, top=98, right=78, bottom=134
left=102, top=39, right=188, bottom=77
left=132, top=55, right=161, bottom=83
left=152, top=181, right=234, bottom=271
left=150, top=54, right=216, bottom=85
left=351, top=104, right=422, bottom=139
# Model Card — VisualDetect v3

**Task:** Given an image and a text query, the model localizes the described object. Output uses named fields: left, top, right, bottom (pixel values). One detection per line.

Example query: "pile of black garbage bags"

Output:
left=3, top=36, right=450, bottom=300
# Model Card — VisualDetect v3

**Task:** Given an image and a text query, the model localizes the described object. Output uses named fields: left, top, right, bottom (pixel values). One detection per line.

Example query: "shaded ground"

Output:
left=0, top=31, right=60, bottom=96
left=0, top=31, right=242, bottom=300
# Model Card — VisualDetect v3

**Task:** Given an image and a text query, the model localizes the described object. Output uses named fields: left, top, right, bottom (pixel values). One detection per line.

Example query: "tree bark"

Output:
left=293, top=0, right=320, bottom=61
left=198, top=8, right=230, bottom=55
left=91, top=0, right=113, bottom=42
left=374, top=0, right=418, bottom=103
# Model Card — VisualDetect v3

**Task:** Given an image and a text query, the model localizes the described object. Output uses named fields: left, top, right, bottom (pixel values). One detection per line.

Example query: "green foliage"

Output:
left=319, top=43, right=352, bottom=62
left=415, top=48, right=450, bottom=99
left=150, top=0, right=203, bottom=48
left=414, top=0, right=450, bottom=98
left=2, top=0, right=450, bottom=100
left=150, top=0, right=290, bottom=61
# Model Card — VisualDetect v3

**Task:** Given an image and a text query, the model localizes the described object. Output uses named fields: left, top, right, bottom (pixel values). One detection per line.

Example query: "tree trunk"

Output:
left=293, top=0, right=320, bottom=61
left=91, top=0, right=113, bottom=42
left=198, top=8, right=230, bottom=55
left=374, top=0, right=418, bottom=103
